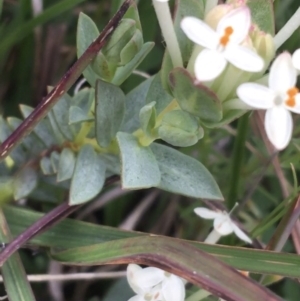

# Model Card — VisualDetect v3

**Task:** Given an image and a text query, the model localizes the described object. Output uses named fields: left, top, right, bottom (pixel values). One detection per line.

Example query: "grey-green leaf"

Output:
left=52, top=93, right=75, bottom=140
left=112, top=42, right=154, bottom=86
left=57, top=148, right=76, bottom=182
left=13, top=167, right=38, bottom=200
left=139, top=101, right=156, bottom=137
left=121, top=77, right=153, bottom=133
left=169, top=68, right=222, bottom=122
left=95, top=80, right=125, bottom=148
left=151, top=143, right=223, bottom=200
left=69, top=106, right=94, bottom=125
left=145, top=73, right=173, bottom=114
left=116, top=132, right=160, bottom=189
left=20, top=104, right=57, bottom=147
left=77, top=12, right=100, bottom=86
left=70, top=145, right=106, bottom=205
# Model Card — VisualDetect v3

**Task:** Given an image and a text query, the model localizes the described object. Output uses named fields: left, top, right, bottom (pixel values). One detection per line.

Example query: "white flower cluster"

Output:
left=180, top=5, right=300, bottom=150
left=127, top=264, right=185, bottom=301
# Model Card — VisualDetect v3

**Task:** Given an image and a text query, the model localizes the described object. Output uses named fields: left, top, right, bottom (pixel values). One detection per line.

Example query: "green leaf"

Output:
left=116, top=132, right=161, bottom=189
left=6, top=117, right=45, bottom=154
left=173, top=0, right=205, bottom=64
left=123, top=2, right=142, bottom=32
left=13, top=167, right=38, bottom=200
left=0, top=209, right=36, bottom=301
left=112, top=42, right=154, bottom=86
left=69, top=145, right=106, bottom=205
left=0, top=116, right=26, bottom=165
left=247, top=0, right=275, bottom=35
left=52, top=93, right=76, bottom=140
left=158, top=111, right=204, bottom=147
left=151, top=143, right=223, bottom=200
left=50, top=151, right=60, bottom=173
left=51, top=236, right=282, bottom=301
left=169, top=68, right=222, bottom=122
left=0, top=177, right=13, bottom=204
left=40, top=157, right=55, bottom=175
left=102, top=19, right=136, bottom=64
left=77, top=13, right=100, bottom=86
left=19, top=104, right=57, bottom=147
left=202, top=108, right=247, bottom=128
left=69, top=106, right=94, bottom=125
left=120, top=29, right=143, bottom=65
left=121, top=77, right=153, bottom=133
left=72, top=88, right=94, bottom=114
left=47, top=111, right=66, bottom=144
left=57, top=148, right=76, bottom=182
left=145, top=73, right=173, bottom=114
left=139, top=101, right=157, bottom=137
left=4, top=205, right=300, bottom=278
left=95, top=80, right=125, bottom=148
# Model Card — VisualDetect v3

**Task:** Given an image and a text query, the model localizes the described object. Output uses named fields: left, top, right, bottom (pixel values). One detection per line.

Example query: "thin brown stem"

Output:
left=0, top=0, right=133, bottom=161
left=0, top=175, right=119, bottom=266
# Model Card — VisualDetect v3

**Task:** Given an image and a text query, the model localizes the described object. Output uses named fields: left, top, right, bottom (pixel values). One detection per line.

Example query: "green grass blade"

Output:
left=51, top=236, right=282, bottom=301
left=4, top=205, right=300, bottom=278
left=0, top=209, right=36, bottom=301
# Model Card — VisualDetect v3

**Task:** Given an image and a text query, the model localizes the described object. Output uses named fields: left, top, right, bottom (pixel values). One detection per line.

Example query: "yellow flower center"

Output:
left=219, top=26, right=234, bottom=47
left=285, top=87, right=299, bottom=107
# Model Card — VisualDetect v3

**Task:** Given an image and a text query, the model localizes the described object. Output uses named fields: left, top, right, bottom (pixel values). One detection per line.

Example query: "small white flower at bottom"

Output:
left=127, top=264, right=186, bottom=301
left=180, top=6, right=264, bottom=81
left=194, top=207, right=252, bottom=244
left=237, top=51, right=300, bottom=150
left=292, top=49, right=300, bottom=70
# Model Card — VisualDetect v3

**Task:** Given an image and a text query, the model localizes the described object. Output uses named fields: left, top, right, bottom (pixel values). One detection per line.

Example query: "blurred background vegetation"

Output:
left=0, top=0, right=300, bottom=300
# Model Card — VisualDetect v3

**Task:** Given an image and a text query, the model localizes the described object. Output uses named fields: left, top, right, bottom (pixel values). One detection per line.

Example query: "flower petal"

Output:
left=237, top=83, right=275, bottom=109
left=265, top=107, right=293, bottom=150
left=180, top=17, right=218, bottom=50
left=127, top=264, right=145, bottom=295
left=195, top=49, right=227, bottom=81
left=285, top=94, right=300, bottom=114
left=134, top=267, right=165, bottom=289
left=224, top=44, right=264, bottom=72
left=194, top=208, right=221, bottom=219
left=213, top=215, right=233, bottom=235
left=292, top=49, right=300, bottom=70
left=217, top=6, right=250, bottom=44
left=231, top=223, right=252, bottom=244
left=128, top=295, right=145, bottom=301
left=269, top=52, right=297, bottom=92
left=162, top=275, right=185, bottom=301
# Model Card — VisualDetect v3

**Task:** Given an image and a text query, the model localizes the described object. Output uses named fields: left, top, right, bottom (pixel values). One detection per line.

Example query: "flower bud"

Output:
left=158, top=111, right=204, bottom=147
left=102, top=19, right=137, bottom=65
left=250, top=26, right=275, bottom=67
left=205, top=4, right=233, bottom=29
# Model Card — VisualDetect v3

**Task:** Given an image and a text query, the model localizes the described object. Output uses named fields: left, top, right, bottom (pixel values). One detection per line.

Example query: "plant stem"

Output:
left=274, top=6, right=300, bottom=50
left=152, top=0, right=183, bottom=68
left=227, top=114, right=249, bottom=209
left=0, top=175, right=119, bottom=266
left=0, top=0, right=133, bottom=162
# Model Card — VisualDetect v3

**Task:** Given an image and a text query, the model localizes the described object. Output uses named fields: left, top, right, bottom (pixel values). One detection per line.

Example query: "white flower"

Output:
left=194, top=207, right=252, bottom=243
left=180, top=6, right=264, bottom=81
left=292, top=48, right=300, bottom=70
left=127, top=264, right=185, bottom=301
left=237, top=52, right=300, bottom=150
